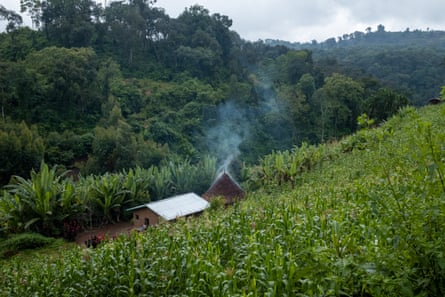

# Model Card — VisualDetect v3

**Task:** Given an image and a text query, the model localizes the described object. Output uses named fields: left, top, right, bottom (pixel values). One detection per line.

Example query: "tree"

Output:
left=20, top=0, right=43, bottom=28
left=313, top=74, right=364, bottom=140
left=0, top=27, right=46, bottom=61
left=377, top=24, right=385, bottom=33
left=297, top=73, right=316, bottom=100
left=0, top=61, right=16, bottom=120
left=21, top=0, right=100, bottom=47
left=97, top=58, right=122, bottom=103
left=0, top=120, right=44, bottom=186
left=276, top=84, right=310, bottom=143
left=24, top=46, right=101, bottom=126
left=366, top=88, right=409, bottom=122
left=275, top=50, right=313, bottom=84
left=172, top=5, right=234, bottom=80
left=0, top=5, right=23, bottom=32
left=87, top=105, right=136, bottom=174
left=103, top=0, right=169, bottom=68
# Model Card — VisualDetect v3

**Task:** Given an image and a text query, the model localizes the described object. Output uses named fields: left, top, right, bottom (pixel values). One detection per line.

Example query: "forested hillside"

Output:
left=268, top=25, right=445, bottom=105
left=1, top=0, right=434, bottom=186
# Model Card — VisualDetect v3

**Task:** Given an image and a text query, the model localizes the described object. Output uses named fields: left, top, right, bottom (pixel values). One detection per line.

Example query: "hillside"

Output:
left=267, top=28, right=445, bottom=105
left=2, top=2, right=442, bottom=186
left=2, top=104, right=444, bottom=296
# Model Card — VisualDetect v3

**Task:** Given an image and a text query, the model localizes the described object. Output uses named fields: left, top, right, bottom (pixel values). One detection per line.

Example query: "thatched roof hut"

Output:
left=202, top=171, right=245, bottom=204
left=428, top=98, right=442, bottom=105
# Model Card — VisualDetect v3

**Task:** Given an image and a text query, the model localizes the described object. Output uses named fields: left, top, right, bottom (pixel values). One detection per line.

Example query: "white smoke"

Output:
left=206, top=101, right=250, bottom=174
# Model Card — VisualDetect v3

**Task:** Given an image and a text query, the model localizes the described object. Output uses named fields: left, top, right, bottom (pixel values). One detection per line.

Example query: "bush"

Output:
left=208, top=196, right=225, bottom=211
left=0, top=233, right=55, bottom=258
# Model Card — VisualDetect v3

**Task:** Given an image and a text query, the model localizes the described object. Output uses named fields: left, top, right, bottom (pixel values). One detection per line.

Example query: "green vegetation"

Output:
left=0, top=232, right=55, bottom=258
left=0, top=1, right=425, bottom=187
left=1, top=103, right=444, bottom=296
left=0, top=157, right=216, bottom=237
left=1, top=1, right=445, bottom=294
left=270, top=27, right=445, bottom=105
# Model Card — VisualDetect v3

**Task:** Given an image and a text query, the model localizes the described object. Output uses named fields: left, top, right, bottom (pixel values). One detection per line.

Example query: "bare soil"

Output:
left=75, top=221, right=134, bottom=247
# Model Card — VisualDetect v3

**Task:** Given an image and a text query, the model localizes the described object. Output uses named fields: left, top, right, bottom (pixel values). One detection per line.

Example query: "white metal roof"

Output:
left=131, top=192, right=209, bottom=221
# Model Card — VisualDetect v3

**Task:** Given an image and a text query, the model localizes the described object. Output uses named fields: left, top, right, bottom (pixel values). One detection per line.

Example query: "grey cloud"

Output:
left=2, top=0, right=445, bottom=42
left=334, top=0, right=444, bottom=25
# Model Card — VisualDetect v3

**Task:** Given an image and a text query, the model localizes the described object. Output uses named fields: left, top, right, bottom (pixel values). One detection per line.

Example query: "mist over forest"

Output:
left=0, top=0, right=444, bottom=184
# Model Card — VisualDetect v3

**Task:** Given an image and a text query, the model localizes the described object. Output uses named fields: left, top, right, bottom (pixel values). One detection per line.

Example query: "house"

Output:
left=202, top=171, right=245, bottom=204
left=126, top=192, right=209, bottom=227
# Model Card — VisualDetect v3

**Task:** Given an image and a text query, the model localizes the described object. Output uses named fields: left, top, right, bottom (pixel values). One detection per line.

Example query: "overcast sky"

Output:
left=1, top=0, right=444, bottom=42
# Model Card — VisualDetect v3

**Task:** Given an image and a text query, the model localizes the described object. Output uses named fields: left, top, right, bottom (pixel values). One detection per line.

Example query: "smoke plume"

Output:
left=206, top=101, right=250, bottom=174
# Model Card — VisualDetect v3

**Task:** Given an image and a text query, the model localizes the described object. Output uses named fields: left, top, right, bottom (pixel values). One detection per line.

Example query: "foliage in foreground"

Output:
left=1, top=105, right=445, bottom=296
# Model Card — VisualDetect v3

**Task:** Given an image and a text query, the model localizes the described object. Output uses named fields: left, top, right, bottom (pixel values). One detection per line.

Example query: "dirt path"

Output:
left=75, top=221, right=134, bottom=247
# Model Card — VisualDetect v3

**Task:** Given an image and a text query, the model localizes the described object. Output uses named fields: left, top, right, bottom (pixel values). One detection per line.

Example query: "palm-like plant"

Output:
left=150, top=166, right=173, bottom=200
left=194, top=156, right=217, bottom=194
left=0, top=190, right=25, bottom=233
left=169, top=158, right=195, bottom=194
left=90, top=173, right=129, bottom=224
left=122, top=166, right=152, bottom=205
left=5, top=162, right=66, bottom=235
left=76, top=175, right=95, bottom=228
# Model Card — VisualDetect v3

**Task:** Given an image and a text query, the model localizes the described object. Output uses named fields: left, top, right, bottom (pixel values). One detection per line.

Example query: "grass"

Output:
left=0, top=237, right=77, bottom=262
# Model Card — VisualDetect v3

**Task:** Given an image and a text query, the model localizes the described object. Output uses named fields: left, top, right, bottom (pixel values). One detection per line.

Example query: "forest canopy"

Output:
left=0, top=0, right=442, bottom=186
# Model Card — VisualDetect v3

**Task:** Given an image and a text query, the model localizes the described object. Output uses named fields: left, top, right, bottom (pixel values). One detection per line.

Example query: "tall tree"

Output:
left=0, top=5, right=23, bottom=32
left=104, top=0, right=168, bottom=67
left=313, top=73, right=364, bottom=140
left=366, top=88, right=409, bottom=121
left=0, top=121, right=44, bottom=186
left=20, top=0, right=42, bottom=28
left=24, top=46, right=101, bottom=126
left=42, top=0, right=99, bottom=47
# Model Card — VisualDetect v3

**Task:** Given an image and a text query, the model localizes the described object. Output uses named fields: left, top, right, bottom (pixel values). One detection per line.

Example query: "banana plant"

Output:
left=0, top=190, right=25, bottom=233
left=122, top=167, right=152, bottom=205
left=5, top=162, right=66, bottom=235
left=169, top=158, right=194, bottom=194
left=90, top=173, right=130, bottom=224
left=150, top=165, right=173, bottom=200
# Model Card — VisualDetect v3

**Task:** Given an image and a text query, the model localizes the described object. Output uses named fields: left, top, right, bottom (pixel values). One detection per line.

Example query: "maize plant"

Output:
left=1, top=105, right=445, bottom=296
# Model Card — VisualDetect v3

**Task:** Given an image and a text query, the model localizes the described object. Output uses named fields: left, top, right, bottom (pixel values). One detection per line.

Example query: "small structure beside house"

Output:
left=202, top=171, right=245, bottom=205
left=127, top=192, right=209, bottom=227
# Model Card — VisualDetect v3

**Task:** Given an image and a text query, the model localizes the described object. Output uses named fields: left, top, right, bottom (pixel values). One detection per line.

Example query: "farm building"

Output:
left=202, top=171, right=245, bottom=204
left=126, top=192, right=209, bottom=227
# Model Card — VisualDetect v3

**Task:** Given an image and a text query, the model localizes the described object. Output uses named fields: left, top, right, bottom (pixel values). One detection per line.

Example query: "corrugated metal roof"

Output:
left=126, top=204, right=148, bottom=212
left=128, top=192, right=209, bottom=221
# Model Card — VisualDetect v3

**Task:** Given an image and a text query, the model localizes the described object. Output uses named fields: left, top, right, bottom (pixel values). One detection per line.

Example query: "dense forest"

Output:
left=267, top=25, right=445, bottom=105
left=2, top=0, right=437, bottom=185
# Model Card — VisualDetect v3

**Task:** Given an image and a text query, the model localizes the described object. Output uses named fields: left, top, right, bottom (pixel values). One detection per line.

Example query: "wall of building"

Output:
left=132, top=208, right=160, bottom=227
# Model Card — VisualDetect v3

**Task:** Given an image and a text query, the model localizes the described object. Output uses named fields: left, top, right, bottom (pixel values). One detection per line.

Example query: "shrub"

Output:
left=0, top=233, right=55, bottom=258
left=208, top=196, right=225, bottom=211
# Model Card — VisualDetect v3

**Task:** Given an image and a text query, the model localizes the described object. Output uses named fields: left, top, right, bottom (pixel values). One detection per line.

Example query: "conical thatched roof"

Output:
left=202, top=171, right=245, bottom=204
